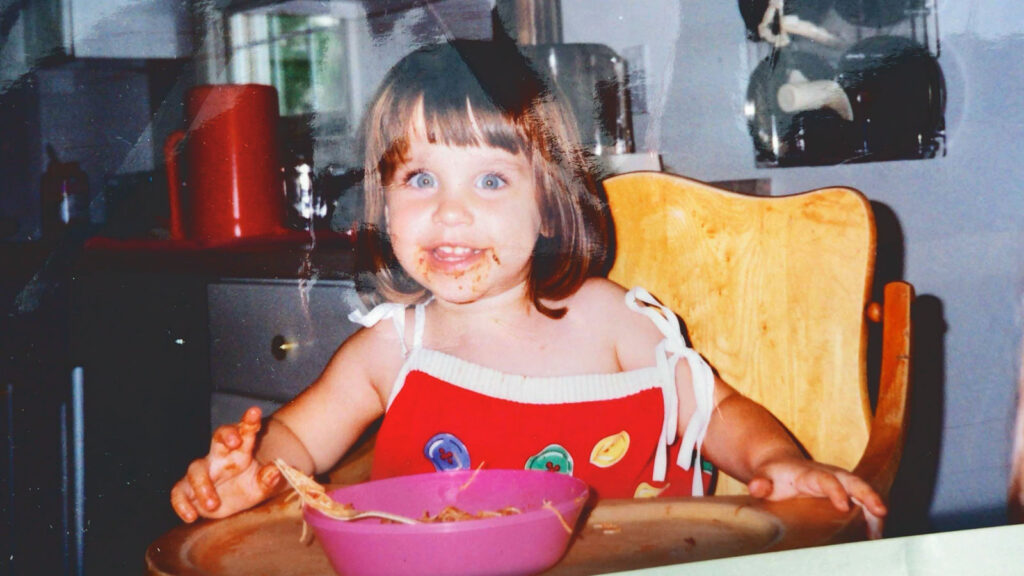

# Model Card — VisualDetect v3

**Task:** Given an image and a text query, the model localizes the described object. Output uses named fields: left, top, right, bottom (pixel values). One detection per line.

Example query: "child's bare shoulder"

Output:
left=569, top=276, right=630, bottom=307
left=569, top=279, right=666, bottom=368
left=343, top=317, right=401, bottom=350
left=330, top=314, right=407, bottom=388
left=568, top=279, right=663, bottom=334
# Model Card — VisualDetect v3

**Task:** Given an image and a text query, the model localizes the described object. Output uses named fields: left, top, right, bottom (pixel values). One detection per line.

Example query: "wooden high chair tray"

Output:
left=145, top=493, right=331, bottom=576
left=145, top=491, right=866, bottom=576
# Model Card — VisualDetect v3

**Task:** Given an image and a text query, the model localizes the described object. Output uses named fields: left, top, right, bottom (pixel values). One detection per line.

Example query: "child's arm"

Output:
left=170, top=325, right=394, bottom=523
left=693, top=374, right=888, bottom=520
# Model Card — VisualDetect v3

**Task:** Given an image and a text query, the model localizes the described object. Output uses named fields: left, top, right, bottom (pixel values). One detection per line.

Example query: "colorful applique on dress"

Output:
left=526, top=444, right=574, bottom=475
left=350, top=287, right=716, bottom=499
left=423, top=433, right=471, bottom=471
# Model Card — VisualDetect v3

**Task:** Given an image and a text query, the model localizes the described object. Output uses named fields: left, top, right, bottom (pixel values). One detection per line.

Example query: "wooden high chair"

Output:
left=602, top=171, right=914, bottom=509
left=143, top=171, right=915, bottom=576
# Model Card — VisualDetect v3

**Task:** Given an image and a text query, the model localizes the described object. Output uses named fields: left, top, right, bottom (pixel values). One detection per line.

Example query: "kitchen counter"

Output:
left=627, top=523, right=1024, bottom=576
left=3, top=227, right=364, bottom=287
left=77, top=231, right=363, bottom=281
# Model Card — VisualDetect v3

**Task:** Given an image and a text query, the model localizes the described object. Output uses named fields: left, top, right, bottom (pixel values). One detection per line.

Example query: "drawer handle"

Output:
left=271, top=334, right=297, bottom=361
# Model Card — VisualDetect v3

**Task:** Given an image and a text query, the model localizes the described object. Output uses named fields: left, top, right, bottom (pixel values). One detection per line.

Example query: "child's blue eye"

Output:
left=407, top=171, right=437, bottom=189
left=476, top=173, right=507, bottom=190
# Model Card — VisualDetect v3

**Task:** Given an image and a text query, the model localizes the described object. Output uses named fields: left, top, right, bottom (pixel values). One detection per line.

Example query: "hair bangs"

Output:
left=375, top=90, right=532, bottom=186
left=420, top=95, right=528, bottom=156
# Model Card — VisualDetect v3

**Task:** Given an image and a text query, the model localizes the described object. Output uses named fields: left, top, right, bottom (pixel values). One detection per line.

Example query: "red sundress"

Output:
left=349, top=287, right=716, bottom=499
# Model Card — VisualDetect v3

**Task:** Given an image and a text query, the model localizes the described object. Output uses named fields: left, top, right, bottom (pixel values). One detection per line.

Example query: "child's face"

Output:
left=384, top=130, right=543, bottom=306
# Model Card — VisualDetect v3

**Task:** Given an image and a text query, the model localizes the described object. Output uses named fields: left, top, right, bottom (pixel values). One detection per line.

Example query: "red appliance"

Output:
left=164, top=84, right=286, bottom=244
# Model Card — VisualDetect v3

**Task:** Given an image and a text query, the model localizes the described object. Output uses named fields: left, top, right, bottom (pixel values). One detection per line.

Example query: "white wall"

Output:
left=564, top=0, right=1024, bottom=532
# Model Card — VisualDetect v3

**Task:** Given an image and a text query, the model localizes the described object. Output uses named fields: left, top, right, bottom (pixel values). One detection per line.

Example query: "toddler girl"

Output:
left=171, top=40, right=886, bottom=531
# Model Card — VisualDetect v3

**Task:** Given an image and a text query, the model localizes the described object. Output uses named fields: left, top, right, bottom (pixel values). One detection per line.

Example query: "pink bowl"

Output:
left=304, top=469, right=590, bottom=576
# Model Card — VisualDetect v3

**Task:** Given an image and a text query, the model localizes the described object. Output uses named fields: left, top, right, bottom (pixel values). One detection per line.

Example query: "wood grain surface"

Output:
left=604, top=172, right=876, bottom=495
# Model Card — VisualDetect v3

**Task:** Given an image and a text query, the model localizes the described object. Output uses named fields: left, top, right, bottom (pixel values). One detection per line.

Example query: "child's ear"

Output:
left=385, top=206, right=391, bottom=234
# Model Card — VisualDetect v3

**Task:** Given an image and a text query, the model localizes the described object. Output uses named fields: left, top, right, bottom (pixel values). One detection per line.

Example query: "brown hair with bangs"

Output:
left=361, top=40, right=608, bottom=318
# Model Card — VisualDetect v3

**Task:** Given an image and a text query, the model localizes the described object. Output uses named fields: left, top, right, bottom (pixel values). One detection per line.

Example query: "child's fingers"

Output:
left=218, top=407, right=263, bottom=461
left=186, top=459, right=221, bottom=512
left=170, top=479, right=199, bottom=523
left=812, top=471, right=852, bottom=512
left=236, top=407, right=263, bottom=455
left=841, top=475, right=888, bottom=517
left=865, top=494, right=888, bottom=517
left=747, top=476, right=774, bottom=499
left=211, top=407, right=263, bottom=451
left=211, top=424, right=243, bottom=453
left=814, top=470, right=891, bottom=530
left=257, top=461, right=282, bottom=493
left=238, top=406, right=263, bottom=436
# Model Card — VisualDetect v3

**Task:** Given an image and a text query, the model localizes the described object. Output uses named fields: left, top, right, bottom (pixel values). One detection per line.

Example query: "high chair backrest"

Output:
left=604, top=172, right=890, bottom=496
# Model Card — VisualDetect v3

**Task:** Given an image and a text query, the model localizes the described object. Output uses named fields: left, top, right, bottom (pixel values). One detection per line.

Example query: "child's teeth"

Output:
left=432, top=243, right=479, bottom=258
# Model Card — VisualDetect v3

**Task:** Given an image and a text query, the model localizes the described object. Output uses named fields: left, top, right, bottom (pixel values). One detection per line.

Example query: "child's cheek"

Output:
left=415, top=252, right=431, bottom=283
left=466, top=250, right=500, bottom=290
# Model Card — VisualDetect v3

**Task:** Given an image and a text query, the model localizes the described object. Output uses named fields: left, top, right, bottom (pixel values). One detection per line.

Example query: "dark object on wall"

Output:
left=736, top=0, right=944, bottom=167
left=738, top=0, right=834, bottom=41
left=745, top=50, right=853, bottom=167
left=834, top=0, right=923, bottom=28
left=746, top=36, right=944, bottom=166
left=836, top=35, right=945, bottom=162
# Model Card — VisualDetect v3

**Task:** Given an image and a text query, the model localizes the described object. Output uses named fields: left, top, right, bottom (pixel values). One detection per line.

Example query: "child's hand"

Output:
left=747, top=456, right=887, bottom=539
left=170, top=406, right=282, bottom=523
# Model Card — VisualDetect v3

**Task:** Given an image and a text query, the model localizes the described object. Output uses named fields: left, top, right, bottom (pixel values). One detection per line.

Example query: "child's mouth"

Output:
left=432, top=245, right=483, bottom=262
left=421, top=244, right=491, bottom=277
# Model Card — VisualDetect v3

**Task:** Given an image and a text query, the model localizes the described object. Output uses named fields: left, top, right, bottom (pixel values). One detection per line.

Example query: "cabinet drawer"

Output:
left=208, top=279, right=366, bottom=402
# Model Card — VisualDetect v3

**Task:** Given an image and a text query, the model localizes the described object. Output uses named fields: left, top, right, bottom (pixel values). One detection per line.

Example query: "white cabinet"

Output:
left=17, top=0, right=193, bottom=61
left=69, top=0, right=193, bottom=58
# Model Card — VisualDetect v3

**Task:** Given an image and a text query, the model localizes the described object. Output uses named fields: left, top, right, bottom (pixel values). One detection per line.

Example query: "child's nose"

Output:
left=432, top=191, right=473, bottom=226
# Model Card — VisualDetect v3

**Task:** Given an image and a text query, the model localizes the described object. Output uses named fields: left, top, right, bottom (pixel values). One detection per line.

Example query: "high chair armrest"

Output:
left=853, top=281, right=915, bottom=500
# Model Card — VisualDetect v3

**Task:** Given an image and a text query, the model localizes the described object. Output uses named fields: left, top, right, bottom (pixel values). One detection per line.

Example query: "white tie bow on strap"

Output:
left=349, top=302, right=409, bottom=356
left=625, top=287, right=715, bottom=496
left=349, top=300, right=430, bottom=358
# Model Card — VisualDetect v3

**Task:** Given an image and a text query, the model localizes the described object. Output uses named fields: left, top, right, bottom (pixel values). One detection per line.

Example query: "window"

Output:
left=226, top=11, right=356, bottom=121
